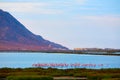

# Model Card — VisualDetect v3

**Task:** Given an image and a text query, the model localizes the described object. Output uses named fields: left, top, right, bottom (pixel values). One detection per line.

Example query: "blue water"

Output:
left=0, top=52, right=120, bottom=69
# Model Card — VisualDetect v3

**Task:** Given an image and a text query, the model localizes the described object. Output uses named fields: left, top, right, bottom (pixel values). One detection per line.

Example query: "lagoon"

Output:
left=0, top=52, right=120, bottom=69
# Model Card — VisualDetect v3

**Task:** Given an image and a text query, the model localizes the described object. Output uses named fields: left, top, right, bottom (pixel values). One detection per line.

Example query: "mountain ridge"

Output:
left=0, top=9, right=68, bottom=51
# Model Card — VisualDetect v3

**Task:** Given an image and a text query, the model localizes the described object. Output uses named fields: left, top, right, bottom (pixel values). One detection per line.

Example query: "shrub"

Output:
left=87, top=74, right=102, bottom=80
left=74, top=73, right=87, bottom=77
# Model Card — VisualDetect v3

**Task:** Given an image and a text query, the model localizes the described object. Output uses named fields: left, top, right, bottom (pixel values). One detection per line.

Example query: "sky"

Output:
left=0, top=0, right=120, bottom=49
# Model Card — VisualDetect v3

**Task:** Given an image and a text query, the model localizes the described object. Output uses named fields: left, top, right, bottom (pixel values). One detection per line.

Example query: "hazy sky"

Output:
left=0, top=0, right=120, bottom=49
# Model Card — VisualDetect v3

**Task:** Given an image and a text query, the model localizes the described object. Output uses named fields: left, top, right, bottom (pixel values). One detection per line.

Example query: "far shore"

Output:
left=0, top=50, right=120, bottom=56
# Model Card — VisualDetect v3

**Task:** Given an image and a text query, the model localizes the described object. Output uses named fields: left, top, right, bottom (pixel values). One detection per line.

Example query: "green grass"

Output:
left=7, top=76, right=53, bottom=80
left=102, top=78, right=120, bottom=80
left=0, top=68, right=120, bottom=80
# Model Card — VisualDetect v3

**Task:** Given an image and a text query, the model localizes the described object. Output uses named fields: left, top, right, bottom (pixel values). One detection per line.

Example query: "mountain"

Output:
left=0, top=9, right=68, bottom=51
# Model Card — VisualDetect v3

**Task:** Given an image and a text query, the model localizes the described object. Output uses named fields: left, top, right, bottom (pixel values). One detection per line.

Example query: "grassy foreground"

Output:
left=0, top=68, right=120, bottom=80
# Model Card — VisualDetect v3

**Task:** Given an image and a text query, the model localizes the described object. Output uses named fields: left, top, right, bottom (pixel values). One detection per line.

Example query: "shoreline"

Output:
left=0, top=50, right=120, bottom=56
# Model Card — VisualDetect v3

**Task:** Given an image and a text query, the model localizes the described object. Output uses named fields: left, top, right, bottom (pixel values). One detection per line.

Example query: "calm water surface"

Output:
left=0, top=52, right=120, bottom=69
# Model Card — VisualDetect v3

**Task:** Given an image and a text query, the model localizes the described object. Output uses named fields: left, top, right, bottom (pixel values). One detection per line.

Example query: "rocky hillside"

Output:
left=0, top=9, right=68, bottom=51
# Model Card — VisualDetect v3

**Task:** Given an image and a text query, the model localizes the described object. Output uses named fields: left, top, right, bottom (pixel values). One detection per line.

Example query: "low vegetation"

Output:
left=7, top=76, right=53, bottom=80
left=0, top=68, right=120, bottom=80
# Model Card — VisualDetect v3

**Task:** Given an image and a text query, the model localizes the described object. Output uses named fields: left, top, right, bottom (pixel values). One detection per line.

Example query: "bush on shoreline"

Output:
left=0, top=68, right=120, bottom=80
